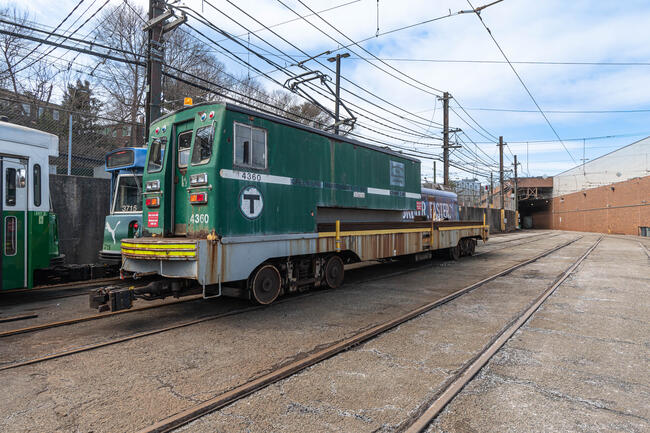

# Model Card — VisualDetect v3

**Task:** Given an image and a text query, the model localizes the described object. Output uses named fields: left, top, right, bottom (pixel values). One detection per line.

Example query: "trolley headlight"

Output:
left=145, top=179, right=160, bottom=192
left=190, top=173, right=208, bottom=186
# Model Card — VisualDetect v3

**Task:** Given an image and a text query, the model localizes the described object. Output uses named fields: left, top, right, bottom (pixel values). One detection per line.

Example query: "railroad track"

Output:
left=0, top=235, right=581, bottom=375
left=125, top=235, right=586, bottom=433
left=0, top=232, right=564, bottom=340
left=401, top=236, right=603, bottom=432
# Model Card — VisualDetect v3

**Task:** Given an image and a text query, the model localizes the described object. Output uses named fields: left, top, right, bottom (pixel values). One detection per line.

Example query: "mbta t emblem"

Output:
left=239, top=186, right=263, bottom=219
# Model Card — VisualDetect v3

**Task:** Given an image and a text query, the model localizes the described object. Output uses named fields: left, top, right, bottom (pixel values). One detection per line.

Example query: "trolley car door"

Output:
left=172, top=121, right=194, bottom=235
left=2, top=158, right=28, bottom=289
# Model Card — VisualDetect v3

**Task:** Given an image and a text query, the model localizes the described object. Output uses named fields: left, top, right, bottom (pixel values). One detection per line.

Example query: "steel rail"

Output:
left=134, top=236, right=583, bottom=433
left=0, top=232, right=559, bottom=338
left=1, top=276, right=122, bottom=295
left=402, top=236, right=603, bottom=433
left=0, top=292, right=203, bottom=339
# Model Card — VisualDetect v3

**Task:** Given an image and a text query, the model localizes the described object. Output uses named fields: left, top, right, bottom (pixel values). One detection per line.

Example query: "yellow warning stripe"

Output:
left=319, top=227, right=431, bottom=238
left=122, top=242, right=196, bottom=250
left=437, top=225, right=486, bottom=231
left=122, top=248, right=196, bottom=257
left=319, top=225, right=487, bottom=238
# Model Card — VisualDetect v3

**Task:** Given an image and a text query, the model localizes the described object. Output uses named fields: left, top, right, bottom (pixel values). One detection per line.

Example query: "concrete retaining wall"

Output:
left=460, top=206, right=516, bottom=233
left=50, top=174, right=111, bottom=264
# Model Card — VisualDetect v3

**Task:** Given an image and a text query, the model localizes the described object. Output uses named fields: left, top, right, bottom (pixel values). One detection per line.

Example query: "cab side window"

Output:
left=234, top=123, right=267, bottom=169
left=5, top=167, right=16, bottom=206
left=33, top=164, right=41, bottom=207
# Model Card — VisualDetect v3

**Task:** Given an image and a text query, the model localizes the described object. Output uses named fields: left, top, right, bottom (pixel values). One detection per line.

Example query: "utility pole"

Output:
left=143, top=1, right=186, bottom=141
left=433, top=161, right=436, bottom=184
left=498, top=136, right=505, bottom=210
left=489, top=172, right=493, bottom=208
left=442, top=91, right=450, bottom=185
left=513, top=155, right=519, bottom=212
left=327, top=52, right=350, bottom=134
left=145, top=0, right=164, bottom=140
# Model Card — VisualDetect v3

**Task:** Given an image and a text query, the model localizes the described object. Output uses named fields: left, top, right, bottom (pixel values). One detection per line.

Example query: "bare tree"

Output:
left=92, top=1, right=147, bottom=146
left=0, top=5, right=56, bottom=109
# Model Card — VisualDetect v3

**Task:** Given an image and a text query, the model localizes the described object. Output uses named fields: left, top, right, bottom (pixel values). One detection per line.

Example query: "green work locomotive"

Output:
left=110, top=102, right=486, bottom=309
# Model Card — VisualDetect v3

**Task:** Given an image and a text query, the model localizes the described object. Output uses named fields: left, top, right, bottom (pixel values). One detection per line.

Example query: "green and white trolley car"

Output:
left=1, top=121, right=61, bottom=291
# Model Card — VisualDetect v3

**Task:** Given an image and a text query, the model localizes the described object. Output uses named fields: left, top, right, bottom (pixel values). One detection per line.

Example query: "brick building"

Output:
left=524, top=137, right=650, bottom=236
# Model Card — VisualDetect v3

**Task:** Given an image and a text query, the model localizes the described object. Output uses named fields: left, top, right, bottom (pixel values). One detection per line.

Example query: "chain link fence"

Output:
left=0, top=94, right=144, bottom=177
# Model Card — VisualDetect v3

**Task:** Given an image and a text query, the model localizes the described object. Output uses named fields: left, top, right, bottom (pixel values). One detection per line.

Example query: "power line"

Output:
left=453, top=106, right=650, bottom=114
left=178, top=5, right=445, bottom=141
left=344, top=57, right=650, bottom=66
left=0, top=0, right=85, bottom=74
left=465, top=0, right=577, bottom=165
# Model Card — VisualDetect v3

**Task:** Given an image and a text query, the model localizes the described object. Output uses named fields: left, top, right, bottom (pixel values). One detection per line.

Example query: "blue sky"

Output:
left=12, top=0, right=650, bottom=182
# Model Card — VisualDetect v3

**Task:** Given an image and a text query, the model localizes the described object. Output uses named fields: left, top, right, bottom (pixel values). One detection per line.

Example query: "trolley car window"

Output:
left=112, top=175, right=142, bottom=213
left=177, top=131, right=193, bottom=168
left=147, top=137, right=166, bottom=173
left=33, top=164, right=41, bottom=207
left=5, top=167, right=16, bottom=206
left=234, top=123, right=267, bottom=169
left=5, top=216, right=16, bottom=256
left=107, top=150, right=134, bottom=169
left=191, top=124, right=213, bottom=165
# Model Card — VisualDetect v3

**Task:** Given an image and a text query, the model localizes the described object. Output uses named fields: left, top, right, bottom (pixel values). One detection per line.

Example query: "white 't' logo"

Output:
left=106, top=221, right=121, bottom=244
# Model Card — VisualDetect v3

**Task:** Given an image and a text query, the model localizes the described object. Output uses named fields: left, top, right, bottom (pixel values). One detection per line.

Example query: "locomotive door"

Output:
left=172, top=121, right=194, bottom=235
left=1, top=157, right=27, bottom=290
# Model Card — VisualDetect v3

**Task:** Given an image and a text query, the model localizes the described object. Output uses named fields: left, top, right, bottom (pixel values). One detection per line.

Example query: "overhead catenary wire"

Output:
left=464, top=0, right=577, bottom=165
left=176, top=6, right=446, bottom=143
left=184, top=0, right=445, bottom=131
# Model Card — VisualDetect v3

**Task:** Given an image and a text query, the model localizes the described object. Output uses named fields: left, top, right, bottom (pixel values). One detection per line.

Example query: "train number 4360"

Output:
left=190, top=213, right=209, bottom=224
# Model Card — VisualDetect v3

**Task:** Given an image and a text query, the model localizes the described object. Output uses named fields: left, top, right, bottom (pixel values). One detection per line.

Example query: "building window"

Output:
left=5, top=167, right=16, bottom=206
left=22, top=103, right=30, bottom=116
left=38, top=107, right=44, bottom=118
left=33, top=164, right=41, bottom=207
left=234, top=122, right=266, bottom=169
left=52, top=110, right=59, bottom=121
left=123, top=125, right=132, bottom=137
left=112, top=129, right=117, bottom=138
left=5, top=216, right=17, bottom=256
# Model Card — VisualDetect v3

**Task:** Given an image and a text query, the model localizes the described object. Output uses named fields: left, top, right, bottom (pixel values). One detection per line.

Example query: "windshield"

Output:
left=147, top=137, right=166, bottom=172
left=191, top=124, right=213, bottom=165
left=112, top=175, right=142, bottom=214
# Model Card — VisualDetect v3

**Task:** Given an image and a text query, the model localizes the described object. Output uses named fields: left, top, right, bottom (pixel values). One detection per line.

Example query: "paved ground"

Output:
left=0, top=231, right=646, bottom=433
left=428, top=236, right=649, bottom=433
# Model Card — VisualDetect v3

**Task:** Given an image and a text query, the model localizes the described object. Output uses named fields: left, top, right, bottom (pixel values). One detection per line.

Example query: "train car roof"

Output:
left=421, top=187, right=458, bottom=199
left=153, top=102, right=420, bottom=164
left=0, top=121, right=59, bottom=158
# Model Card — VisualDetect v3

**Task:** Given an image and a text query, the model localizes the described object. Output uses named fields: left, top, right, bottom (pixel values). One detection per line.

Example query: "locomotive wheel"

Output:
left=468, top=239, right=476, bottom=256
left=448, top=244, right=461, bottom=261
left=251, top=264, right=282, bottom=305
left=324, top=255, right=345, bottom=289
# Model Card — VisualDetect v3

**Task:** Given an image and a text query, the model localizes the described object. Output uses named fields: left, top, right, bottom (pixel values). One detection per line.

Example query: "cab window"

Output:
left=112, top=175, right=142, bottom=213
left=234, top=123, right=267, bottom=169
left=5, top=167, right=16, bottom=206
left=33, top=164, right=41, bottom=207
left=147, top=137, right=166, bottom=173
left=177, top=131, right=193, bottom=168
left=191, top=124, right=213, bottom=165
